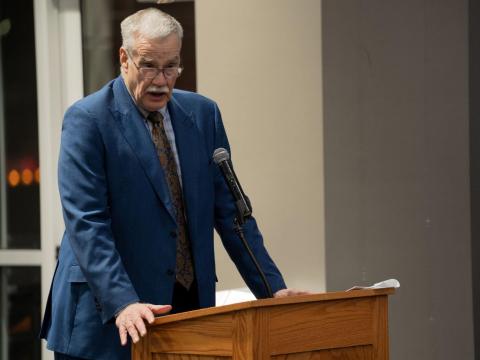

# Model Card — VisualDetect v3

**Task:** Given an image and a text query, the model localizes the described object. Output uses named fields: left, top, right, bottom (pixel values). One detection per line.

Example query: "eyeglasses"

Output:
left=126, top=50, right=183, bottom=80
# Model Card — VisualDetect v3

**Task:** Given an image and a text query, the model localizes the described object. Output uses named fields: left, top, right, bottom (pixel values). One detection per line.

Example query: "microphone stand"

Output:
left=233, top=202, right=274, bottom=299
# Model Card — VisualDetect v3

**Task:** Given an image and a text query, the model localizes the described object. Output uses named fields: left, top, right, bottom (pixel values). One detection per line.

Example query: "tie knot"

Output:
left=147, top=111, right=164, bottom=124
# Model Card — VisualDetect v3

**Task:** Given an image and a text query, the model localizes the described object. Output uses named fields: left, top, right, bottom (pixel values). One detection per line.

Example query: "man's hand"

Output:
left=115, top=303, right=172, bottom=346
left=274, top=288, right=312, bottom=298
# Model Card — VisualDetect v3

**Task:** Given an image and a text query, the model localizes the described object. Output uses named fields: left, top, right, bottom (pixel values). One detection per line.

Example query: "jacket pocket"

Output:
left=68, top=265, right=103, bottom=312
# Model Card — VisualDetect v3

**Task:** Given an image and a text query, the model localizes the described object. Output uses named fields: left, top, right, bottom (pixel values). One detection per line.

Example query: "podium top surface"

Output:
left=153, top=288, right=395, bottom=326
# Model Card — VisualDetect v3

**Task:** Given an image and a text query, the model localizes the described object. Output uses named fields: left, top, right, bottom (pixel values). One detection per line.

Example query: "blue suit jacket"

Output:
left=40, top=77, right=286, bottom=359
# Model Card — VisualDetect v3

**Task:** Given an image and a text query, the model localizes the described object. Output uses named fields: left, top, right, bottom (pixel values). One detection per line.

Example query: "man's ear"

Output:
left=119, top=47, right=128, bottom=72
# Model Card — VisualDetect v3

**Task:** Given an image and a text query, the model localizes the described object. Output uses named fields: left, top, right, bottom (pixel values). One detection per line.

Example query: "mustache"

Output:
left=146, top=85, right=169, bottom=94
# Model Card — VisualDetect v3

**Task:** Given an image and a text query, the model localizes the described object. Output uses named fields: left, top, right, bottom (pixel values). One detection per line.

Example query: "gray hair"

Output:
left=120, top=8, right=183, bottom=53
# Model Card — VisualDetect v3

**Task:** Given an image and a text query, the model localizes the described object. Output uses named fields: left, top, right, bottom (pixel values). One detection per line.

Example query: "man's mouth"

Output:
left=146, top=86, right=169, bottom=100
left=148, top=91, right=167, bottom=98
left=147, top=91, right=167, bottom=99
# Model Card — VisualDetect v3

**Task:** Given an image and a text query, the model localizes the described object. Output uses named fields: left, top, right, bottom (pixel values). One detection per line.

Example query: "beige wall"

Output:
left=195, top=0, right=325, bottom=292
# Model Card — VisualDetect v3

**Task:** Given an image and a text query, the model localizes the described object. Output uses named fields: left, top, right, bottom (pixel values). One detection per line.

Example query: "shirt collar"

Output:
left=137, top=104, right=168, bottom=120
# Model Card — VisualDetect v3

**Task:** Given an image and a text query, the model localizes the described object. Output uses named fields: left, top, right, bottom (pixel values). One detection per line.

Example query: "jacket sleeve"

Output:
left=58, top=105, right=139, bottom=323
left=210, top=103, right=287, bottom=298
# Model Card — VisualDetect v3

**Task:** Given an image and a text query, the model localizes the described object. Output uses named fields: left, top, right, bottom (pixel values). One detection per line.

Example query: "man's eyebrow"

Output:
left=137, top=54, right=181, bottom=67
left=138, top=56, right=155, bottom=63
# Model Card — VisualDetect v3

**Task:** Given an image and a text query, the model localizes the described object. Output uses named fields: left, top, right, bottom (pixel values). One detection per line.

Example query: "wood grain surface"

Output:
left=269, top=297, right=375, bottom=355
left=149, top=314, right=232, bottom=356
left=152, top=355, right=229, bottom=360
left=132, top=290, right=394, bottom=360
left=272, top=345, right=373, bottom=360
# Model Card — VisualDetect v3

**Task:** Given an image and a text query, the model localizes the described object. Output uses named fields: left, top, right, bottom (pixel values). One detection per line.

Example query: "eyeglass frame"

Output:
left=125, top=49, right=183, bottom=80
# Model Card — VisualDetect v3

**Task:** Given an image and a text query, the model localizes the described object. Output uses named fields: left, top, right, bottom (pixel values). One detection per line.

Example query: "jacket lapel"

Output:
left=110, top=77, right=177, bottom=223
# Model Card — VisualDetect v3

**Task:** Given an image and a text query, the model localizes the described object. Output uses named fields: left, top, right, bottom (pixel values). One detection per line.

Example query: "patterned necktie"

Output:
left=147, top=111, right=194, bottom=289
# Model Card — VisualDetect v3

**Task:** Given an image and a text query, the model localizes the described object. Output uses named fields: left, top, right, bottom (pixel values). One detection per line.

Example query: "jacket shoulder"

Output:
left=66, top=79, right=116, bottom=119
left=172, top=89, right=217, bottom=109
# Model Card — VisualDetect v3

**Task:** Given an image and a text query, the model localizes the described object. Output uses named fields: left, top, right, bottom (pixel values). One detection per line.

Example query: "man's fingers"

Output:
left=116, top=302, right=171, bottom=345
left=140, top=307, right=155, bottom=324
left=135, top=316, right=147, bottom=337
left=147, top=304, right=172, bottom=315
left=126, top=320, right=140, bottom=343
left=274, top=288, right=312, bottom=298
left=119, top=325, right=128, bottom=346
left=297, top=290, right=312, bottom=295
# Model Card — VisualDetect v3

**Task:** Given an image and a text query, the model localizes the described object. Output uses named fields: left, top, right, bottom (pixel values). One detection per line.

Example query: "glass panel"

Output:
left=81, top=0, right=196, bottom=95
left=0, top=266, right=41, bottom=360
left=0, top=0, right=40, bottom=249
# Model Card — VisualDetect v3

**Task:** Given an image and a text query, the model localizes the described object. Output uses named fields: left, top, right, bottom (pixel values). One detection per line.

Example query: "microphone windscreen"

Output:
left=213, top=148, right=230, bottom=164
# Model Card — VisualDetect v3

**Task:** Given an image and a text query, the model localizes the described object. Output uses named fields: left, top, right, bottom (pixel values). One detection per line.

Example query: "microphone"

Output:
left=212, top=148, right=252, bottom=222
left=212, top=148, right=273, bottom=298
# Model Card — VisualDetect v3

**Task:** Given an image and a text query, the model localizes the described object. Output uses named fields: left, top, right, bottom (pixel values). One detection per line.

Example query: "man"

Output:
left=40, top=8, right=302, bottom=360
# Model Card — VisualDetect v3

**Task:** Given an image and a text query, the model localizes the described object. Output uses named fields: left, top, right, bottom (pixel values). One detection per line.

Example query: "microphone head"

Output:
left=213, top=147, right=230, bottom=164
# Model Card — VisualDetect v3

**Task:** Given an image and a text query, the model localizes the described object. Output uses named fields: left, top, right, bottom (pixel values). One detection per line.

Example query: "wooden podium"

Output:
left=132, top=288, right=394, bottom=360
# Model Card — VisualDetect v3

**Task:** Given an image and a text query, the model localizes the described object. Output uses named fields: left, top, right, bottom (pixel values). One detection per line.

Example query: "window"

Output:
left=0, top=1, right=42, bottom=358
left=81, top=0, right=196, bottom=95
left=0, top=0, right=40, bottom=250
left=0, top=266, right=41, bottom=360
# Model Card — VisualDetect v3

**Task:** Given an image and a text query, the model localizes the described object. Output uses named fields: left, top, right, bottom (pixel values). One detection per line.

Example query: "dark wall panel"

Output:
left=323, top=1, right=474, bottom=359
left=469, top=0, right=480, bottom=356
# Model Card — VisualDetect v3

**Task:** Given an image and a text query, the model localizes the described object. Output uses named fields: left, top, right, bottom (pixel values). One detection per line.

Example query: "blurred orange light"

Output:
left=8, top=169, right=20, bottom=187
left=22, top=169, right=33, bottom=185
left=34, top=168, right=40, bottom=183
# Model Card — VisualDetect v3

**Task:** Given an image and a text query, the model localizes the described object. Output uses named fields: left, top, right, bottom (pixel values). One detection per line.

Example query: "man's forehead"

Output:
left=134, top=34, right=181, bottom=48
left=133, top=37, right=181, bottom=59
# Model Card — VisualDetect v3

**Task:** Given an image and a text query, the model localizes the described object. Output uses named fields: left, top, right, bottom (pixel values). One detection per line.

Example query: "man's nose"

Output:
left=151, top=70, right=167, bottom=85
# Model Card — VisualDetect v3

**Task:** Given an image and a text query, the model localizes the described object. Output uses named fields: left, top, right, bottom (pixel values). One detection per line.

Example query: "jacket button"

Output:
left=94, top=297, right=102, bottom=311
left=166, top=269, right=175, bottom=276
left=170, top=231, right=177, bottom=238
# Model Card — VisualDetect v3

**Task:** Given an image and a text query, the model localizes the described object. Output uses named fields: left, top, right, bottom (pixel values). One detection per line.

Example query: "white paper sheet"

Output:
left=346, top=278, right=400, bottom=291
left=215, top=287, right=256, bottom=306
